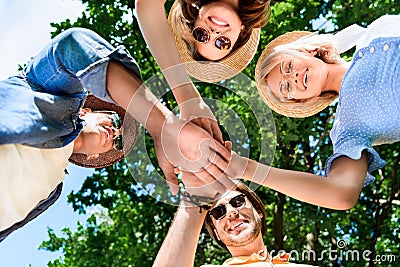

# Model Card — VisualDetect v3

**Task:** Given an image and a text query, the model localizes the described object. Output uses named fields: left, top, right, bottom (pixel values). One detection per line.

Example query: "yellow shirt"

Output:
left=201, top=252, right=316, bottom=266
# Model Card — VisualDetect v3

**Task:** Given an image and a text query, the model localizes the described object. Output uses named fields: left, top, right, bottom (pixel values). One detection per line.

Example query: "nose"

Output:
left=282, top=71, right=299, bottom=84
left=209, top=27, right=221, bottom=35
left=226, top=205, right=239, bottom=219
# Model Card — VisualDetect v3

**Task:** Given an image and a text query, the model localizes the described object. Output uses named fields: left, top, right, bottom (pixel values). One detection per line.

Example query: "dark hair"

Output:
left=204, top=182, right=266, bottom=251
left=177, top=0, right=271, bottom=61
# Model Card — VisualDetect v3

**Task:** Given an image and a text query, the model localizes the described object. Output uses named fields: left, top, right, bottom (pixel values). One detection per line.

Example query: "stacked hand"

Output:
left=152, top=97, right=246, bottom=196
left=153, top=114, right=235, bottom=195
left=179, top=97, right=223, bottom=144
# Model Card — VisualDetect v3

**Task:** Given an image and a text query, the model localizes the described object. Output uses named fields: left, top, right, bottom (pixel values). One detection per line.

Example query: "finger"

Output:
left=161, top=164, right=180, bottom=195
left=208, top=154, right=229, bottom=173
left=183, top=173, right=219, bottom=199
left=199, top=118, right=213, bottom=137
left=224, top=141, right=232, bottom=151
left=174, top=167, right=181, bottom=175
left=211, top=121, right=224, bottom=144
left=203, top=163, right=237, bottom=191
left=210, top=141, right=231, bottom=162
left=194, top=170, right=227, bottom=193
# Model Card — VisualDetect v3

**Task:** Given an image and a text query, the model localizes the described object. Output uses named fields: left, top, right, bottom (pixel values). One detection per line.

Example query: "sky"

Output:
left=0, top=0, right=94, bottom=266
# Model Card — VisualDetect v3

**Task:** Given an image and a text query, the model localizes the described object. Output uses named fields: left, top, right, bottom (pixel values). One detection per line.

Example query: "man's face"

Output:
left=211, top=190, right=263, bottom=247
left=78, top=108, right=123, bottom=157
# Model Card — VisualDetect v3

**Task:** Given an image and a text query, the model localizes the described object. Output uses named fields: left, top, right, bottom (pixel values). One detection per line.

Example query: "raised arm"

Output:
left=228, top=151, right=368, bottom=210
left=106, top=61, right=232, bottom=194
left=153, top=202, right=207, bottom=267
left=135, top=0, right=223, bottom=143
left=135, top=0, right=197, bottom=99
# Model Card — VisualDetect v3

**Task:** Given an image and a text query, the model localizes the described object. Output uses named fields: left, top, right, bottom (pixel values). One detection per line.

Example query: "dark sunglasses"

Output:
left=93, top=111, right=123, bottom=151
left=192, top=26, right=232, bottom=50
left=209, top=194, right=246, bottom=220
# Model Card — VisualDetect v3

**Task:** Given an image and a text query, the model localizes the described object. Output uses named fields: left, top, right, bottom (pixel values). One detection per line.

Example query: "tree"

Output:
left=39, top=1, right=400, bottom=266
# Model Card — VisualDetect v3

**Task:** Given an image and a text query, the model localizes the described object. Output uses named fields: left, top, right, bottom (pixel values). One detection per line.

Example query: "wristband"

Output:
left=181, top=191, right=214, bottom=212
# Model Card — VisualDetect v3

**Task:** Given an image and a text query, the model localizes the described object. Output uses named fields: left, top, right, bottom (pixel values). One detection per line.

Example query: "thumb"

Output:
left=161, top=164, right=180, bottom=195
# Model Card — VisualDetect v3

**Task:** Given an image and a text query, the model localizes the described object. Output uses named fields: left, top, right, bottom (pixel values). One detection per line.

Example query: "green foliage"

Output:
left=39, top=1, right=400, bottom=267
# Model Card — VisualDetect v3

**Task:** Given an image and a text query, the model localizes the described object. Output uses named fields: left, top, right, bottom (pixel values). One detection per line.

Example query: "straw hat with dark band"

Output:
left=255, top=31, right=337, bottom=118
left=168, top=0, right=260, bottom=83
left=68, top=94, right=138, bottom=168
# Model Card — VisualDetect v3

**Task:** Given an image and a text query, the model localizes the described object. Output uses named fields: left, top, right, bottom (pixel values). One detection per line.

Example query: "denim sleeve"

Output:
left=23, top=28, right=141, bottom=104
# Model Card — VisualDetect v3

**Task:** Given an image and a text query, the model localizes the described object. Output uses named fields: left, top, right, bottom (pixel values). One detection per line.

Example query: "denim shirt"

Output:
left=0, top=28, right=141, bottom=242
left=0, top=28, right=141, bottom=148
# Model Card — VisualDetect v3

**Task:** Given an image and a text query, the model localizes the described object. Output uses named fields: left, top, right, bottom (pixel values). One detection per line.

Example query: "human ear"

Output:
left=258, top=210, right=264, bottom=218
left=86, top=154, right=99, bottom=160
left=314, top=45, right=342, bottom=63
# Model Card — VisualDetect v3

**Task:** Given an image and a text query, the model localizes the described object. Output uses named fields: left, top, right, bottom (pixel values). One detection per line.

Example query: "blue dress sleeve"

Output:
left=325, top=132, right=386, bottom=187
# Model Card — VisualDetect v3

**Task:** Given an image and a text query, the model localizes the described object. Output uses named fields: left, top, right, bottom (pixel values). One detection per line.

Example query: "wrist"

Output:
left=227, top=152, right=247, bottom=178
left=147, top=109, right=180, bottom=139
left=173, top=84, right=202, bottom=105
left=180, top=191, right=216, bottom=213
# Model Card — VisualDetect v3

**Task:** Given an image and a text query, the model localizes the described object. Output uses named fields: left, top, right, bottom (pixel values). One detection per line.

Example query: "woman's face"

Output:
left=266, top=52, right=328, bottom=100
left=194, top=1, right=242, bottom=61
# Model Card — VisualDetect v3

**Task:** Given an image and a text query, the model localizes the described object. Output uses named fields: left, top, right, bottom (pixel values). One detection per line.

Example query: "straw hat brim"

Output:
left=68, top=94, right=138, bottom=168
left=168, top=0, right=260, bottom=83
left=255, top=31, right=336, bottom=118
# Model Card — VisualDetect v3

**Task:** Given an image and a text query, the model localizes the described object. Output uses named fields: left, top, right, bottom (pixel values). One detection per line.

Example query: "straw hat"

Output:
left=255, top=31, right=337, bottom=118
left=168, top=0, right=260, bottom=83
left=69, top=94, right=138, bottom=168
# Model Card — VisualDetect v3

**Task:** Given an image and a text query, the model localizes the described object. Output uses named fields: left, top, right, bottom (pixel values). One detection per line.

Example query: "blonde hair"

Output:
left=258, top=33, right=344, bottom=114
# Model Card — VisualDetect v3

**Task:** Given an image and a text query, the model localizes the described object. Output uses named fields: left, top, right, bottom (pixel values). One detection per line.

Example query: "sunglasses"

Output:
left=209, top=194, right=247, bottom=220
left=192, top=26, right=232, bottom=50
left=93, top=111, right=123, bottom=151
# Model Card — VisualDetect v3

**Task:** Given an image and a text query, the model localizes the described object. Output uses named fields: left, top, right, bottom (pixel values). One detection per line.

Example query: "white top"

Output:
left=0, top=143, right=73, bottom=231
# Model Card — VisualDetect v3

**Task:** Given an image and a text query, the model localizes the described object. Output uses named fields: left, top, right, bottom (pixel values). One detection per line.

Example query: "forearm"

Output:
left=153, top=202, right=207, bottom=267
left=239, top=155, right=367, bottom=210
left=106, top=61, right=174, bottom=137
left=135, top=0, right=201, bottom=103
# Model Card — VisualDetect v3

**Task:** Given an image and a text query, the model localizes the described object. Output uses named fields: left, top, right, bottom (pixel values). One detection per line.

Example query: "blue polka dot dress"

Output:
left=326, top=15, right=400, bottom=186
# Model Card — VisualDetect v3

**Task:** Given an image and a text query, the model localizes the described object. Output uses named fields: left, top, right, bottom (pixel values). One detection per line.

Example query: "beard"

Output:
left=219, top=214, right=262, bottom=247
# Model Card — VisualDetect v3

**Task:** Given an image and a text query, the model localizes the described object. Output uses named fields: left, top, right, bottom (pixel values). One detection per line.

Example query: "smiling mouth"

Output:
left=303, top=68, right=309, bottom=88
left=208, top=16, right=229, bottom=27
left=228, top=220, right=248, bottom=231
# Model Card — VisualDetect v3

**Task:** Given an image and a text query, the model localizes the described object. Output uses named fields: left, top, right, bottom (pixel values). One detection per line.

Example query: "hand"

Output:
left=153, top=115, right=234, bottom=195
left=221, top=140, right=248, bottom=179
left=179, top=98, right=223, bottom=144
left=178, top=141, right=238, bottom=199
left=179, top=170, right=220, bottom=200
left=225, top=149, right=248, bottom=179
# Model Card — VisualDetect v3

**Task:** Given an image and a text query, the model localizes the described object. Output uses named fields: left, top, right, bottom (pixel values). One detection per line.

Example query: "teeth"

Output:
left=210, top=16, right=228, bottom=26
left=303, top=73, right=308, bottom=88
left=231, top=222, right=243, bottom=230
